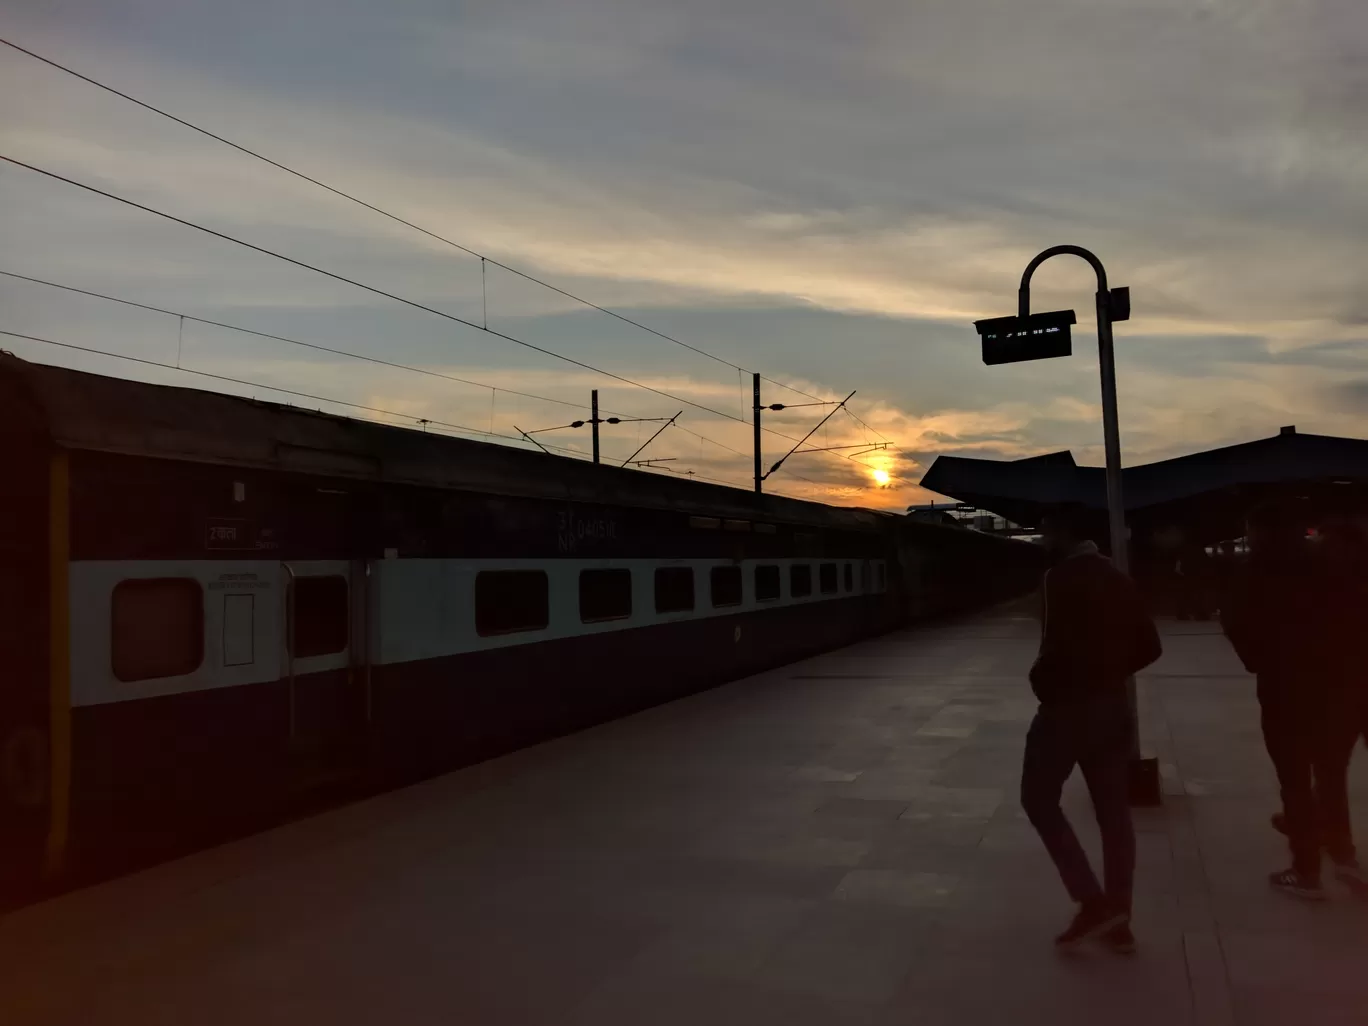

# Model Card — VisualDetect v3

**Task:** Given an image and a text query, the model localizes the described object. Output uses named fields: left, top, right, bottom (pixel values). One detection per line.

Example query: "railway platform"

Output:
left=2, top=604, right=1367, bottom=1025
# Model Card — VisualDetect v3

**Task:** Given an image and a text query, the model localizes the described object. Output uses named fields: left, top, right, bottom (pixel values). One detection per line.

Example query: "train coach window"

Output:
left=476, top=570, right=549, bottom=636
left=580, top=568, right=631, bottom=623
left=111, top=578, right=204, bottom=682
left=290, top=575, right=349, bottom=657
left=819, top=563, right=838, bottom=595
left=843, top=563, right=854, bottom=592
left=875, top=563, right=887, bottom=592
left=655, top=567, right=695, bottom=613
left=790, top=564, right=812, bottom=598
left=755, top=564, right=780, bottom=602
left=710, top=566, right=743, bottom=607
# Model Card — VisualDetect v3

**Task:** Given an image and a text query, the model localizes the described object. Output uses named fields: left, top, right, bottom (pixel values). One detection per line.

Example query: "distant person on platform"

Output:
left=1175, top=541, right=1213, bottom=621
left=1023, top=503, right=1162, bottom=952
left=1221, top=498, right=1359, bottom=899
left=1213, top=540, right=1240, bottom=615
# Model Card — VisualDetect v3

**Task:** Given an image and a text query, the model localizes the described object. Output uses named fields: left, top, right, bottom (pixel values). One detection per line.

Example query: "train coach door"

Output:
left=282, top=560, right=369, bottom=792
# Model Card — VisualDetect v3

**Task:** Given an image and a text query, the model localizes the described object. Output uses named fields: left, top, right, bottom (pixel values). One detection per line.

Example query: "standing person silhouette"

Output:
left=1322, top=514, right=1368, bottom=767
left=1269, top=513, right=1368, bottom=895
left=1023, top=504, right=1162, bottom=951
left=1222, top=498, right=1334, bottom=898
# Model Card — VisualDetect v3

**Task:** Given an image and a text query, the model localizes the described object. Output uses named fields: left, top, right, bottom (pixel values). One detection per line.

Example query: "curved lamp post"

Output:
left=1017, top=246, right=1129, bottom=573
left=975, top=245, right=1159, bottom=806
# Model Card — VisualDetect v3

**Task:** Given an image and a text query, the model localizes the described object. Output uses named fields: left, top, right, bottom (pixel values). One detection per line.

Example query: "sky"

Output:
left=2, top=0, right=1367, bottom=509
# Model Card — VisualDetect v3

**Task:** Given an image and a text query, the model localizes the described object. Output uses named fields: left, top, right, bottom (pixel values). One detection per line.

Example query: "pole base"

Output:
left=1128, top=756, right=1162, bottom=807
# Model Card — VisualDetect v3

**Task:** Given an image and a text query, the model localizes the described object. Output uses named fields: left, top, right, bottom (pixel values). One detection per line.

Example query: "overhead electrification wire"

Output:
left=0, top=328, right=734, bottom=474
left=0, top=35, right=899, bottom=452
left=0, top=267, right=792, bottom=476
left=2, top=156, right=879, bottom=479
left=0, top=327, right=504, bottom=440
left=0, top=326, right=793, bottom=492
left=0, top=269, right=590, bottom=413
left=0, top=154, right=758, bottom=426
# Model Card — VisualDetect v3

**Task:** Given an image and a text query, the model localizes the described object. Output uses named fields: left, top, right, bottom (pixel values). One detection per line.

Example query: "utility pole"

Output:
left=591, top=389, right=600, bottom=464
left=752, top=373, right=762, bottom=494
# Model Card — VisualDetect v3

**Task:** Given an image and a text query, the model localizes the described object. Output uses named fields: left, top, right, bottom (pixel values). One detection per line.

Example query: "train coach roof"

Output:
left=4, top=354, right=914, bottom=534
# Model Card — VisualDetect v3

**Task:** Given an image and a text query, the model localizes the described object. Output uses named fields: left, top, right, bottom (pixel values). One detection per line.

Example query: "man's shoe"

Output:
left=1054, top=901, right=1127, bottom=950
left=1098, top=922, right=1137, bottom=954
left=1333, top=860, right=1368, bottom=898
left=1268, top=868, right=1326, bottom=901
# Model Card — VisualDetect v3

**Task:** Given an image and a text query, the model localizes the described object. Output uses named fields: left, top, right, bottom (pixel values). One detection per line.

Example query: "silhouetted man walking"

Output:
left=1023, top=504, right=1161, bottom=951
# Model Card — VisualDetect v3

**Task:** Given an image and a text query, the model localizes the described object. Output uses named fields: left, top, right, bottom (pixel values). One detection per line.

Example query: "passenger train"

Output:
left=0, top=353, right=1042, bottom=898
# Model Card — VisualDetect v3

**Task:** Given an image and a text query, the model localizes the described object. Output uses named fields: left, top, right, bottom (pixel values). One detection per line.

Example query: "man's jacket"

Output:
left=1221, top=543, right=1339, bottom=696
left=1029, top=542, right=1163, bottom=705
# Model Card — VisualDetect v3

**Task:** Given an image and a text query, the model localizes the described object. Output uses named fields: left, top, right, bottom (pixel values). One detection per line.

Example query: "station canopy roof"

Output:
left=918, top=426, right=1368, bottom=546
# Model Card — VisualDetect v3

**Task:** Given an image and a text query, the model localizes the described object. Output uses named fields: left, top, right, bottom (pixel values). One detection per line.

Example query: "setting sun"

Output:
left=872, top=468, right=891, bottom=487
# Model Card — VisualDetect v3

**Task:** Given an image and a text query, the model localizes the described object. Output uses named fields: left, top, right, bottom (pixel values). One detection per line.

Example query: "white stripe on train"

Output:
left=68, top=556, right=888, bottom=707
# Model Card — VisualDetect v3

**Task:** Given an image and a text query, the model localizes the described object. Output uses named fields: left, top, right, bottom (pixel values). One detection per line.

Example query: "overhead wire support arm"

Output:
left=520, top=399, right=681, bottom=466
left=791, top=442, right=888, bottom=456
left=760, top=400, right=841, bottom=411
left=762, top=390, right=857, bottom=481
left=621, top=411, right=682, bottom=467
left=521, top=422, right=582, bottom=435
left=514, top=426, right=553, bottom=453
left=626, top=457, right=677, bottom=469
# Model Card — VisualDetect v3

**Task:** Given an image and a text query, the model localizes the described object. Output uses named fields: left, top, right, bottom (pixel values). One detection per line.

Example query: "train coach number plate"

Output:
left=206, top=518, right=255, bottom=550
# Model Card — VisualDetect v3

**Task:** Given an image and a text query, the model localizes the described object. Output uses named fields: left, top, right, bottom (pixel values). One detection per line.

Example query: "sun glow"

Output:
left=872, top=468, right=891, bottom=487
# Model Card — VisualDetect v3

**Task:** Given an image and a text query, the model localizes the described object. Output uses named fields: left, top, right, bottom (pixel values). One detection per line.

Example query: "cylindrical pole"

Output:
left=753, top=372, right=762, bottom=494
left=591, top=389, right=600, bottom=465
left=1095, top=289, right=1138, bottom=756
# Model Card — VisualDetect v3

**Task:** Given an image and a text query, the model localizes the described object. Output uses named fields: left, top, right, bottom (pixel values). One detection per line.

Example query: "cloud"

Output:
left=1318, top=380, right=1368, bottom=416
left=7, top=1, right=1368, bottom=340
